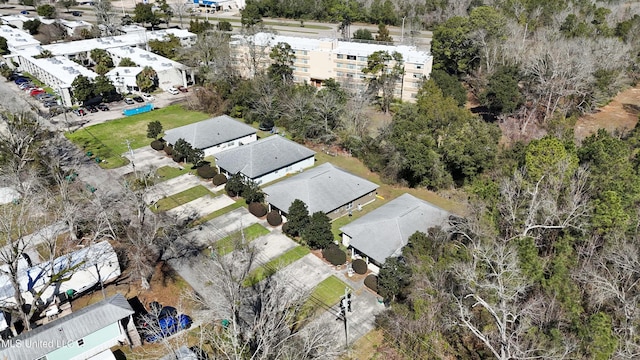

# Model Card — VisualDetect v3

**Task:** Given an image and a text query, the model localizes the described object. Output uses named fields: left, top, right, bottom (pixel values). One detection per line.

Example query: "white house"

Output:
left=163, top=115, right=257, bottom=157
left=107, top=46, right=192, bottom=90
left=105, top=66, right=144, bottom=93
left=0, top=294, right=139, bottom=360
left=215, top=135, right=316, bottom=185
left=59, top=19, right=93, bottom=37
left=340, top=193, right=450, bottom=273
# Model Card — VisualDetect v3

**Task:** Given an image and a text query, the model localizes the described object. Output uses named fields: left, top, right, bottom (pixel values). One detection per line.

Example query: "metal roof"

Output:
left=0, top=294, right=133, bottom=360
left=264, top=163, right=379, bottom=214
left=215, top=135, right=315, bottom=179
left=163, top=115, right=256, bottom=150
left=340, top=193, right=450, bottom=264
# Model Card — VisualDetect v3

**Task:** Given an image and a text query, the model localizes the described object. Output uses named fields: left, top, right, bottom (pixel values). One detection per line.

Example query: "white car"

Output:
left=142, top=93, right=155, bottom=100
left=166, top=87, right=179, bottom=95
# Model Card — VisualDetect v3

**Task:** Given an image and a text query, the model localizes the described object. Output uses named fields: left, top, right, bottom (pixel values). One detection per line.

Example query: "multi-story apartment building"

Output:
left=229, top=32, right=432, bottom=102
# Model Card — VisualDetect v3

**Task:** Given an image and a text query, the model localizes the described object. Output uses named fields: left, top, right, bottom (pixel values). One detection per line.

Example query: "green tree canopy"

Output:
left=136, top=66, right=158, bottom=93
left=524, top=136, right=578, bottom=182
left=286, top=199, right=310, bottom=237
left=480, top=65, right=523, bottom=114
left=431, top=16, right=477, bottom=76
left=59, top=0, right=77, bottom=12
left=362, top=50, right=404, bottom=113
left=378, top=256, right=411, bottom=302
left=147, top=121, right=163, bottom=139
left=241, top=0, right=262, bottom=28
left=303, top=211, right=333, bottom=249
left=23, top=19, right=41, bottom=35
left=118, top=57, right=136, bottom=67
left=37, top=4, right=56, bottom=18
left=217, top=20, right=232, bottom=32
left=71, top=75, right=95, bottom=103
left=375, top=23, right=392, bottom=42
left=93, top=75, right=117, bottom=101
left=268, top=42, right=294, bottom=83
left=148, top=34, right=180, bottom=58
left=0, top=37, right=8, bottom=55
left=133, top=3, right=159, bottom=28
left=430, top=69, right=467, bottom=107
left=353, top=28, right=373, bottom=40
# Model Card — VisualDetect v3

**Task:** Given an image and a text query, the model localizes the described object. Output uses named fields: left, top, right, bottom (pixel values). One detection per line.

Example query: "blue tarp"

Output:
left=123, top=103, right=154, bottom=116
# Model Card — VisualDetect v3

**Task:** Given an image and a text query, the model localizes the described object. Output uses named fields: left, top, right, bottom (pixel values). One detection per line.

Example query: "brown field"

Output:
left=575, top=85, right=640, bottom=141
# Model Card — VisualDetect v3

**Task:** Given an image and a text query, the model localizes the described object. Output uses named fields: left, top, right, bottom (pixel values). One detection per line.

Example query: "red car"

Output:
left=176, top=85, right=188, bottom=93
left=30, top=89, right=45, bottom=97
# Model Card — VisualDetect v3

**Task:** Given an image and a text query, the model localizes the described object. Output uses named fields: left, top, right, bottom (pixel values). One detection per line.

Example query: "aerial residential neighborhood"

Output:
left=0, top=0, right=639, bottom=359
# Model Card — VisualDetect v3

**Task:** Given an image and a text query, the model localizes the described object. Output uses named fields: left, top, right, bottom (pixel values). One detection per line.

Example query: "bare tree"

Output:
left=94, top=0, right=120, bottom=36
left=181, top=30, right=236, bottom=84
left=170, top=0, right=191, bottom=29
left=0, top=111, right=43, bottom=196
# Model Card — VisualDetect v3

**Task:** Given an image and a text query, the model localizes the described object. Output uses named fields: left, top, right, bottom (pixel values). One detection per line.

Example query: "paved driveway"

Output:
left=114, top=146, right=178, bottom=177
left=167, top=194, right=235, bottom=221
left=144, top=174, right=205, bottom=204
left=226, top=231, right=298, bottom=272
left=188, top=207, right=261, bottom=245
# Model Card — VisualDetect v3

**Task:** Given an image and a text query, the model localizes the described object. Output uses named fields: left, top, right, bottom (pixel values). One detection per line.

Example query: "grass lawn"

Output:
left=65, top=105, right=210, bottom=169
left=299, top=275, right=351, bottom=321
left=152, top=185, right=214, bottom=212
left=244, top=246, right=310, bottom=287
left=214, top=223, right=270, bottom=255
left=156, top=165, right=190, bottom=182
left=191, top=198, right=246, bottom=226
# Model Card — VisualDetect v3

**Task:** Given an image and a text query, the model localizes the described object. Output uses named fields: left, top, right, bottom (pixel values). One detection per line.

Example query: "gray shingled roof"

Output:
left=0, top=294, right=134, bottom=360
left=264, top=163, right=379, bottom=214
left=215, top=135, right=315, bottom=179
left=163, top=115, right=256, bottom=150
left=340, top=193, right=450, bottom=264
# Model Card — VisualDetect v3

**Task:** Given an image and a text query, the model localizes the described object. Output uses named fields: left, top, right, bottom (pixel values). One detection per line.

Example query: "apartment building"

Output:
left=229, top=32, right=432, bottom=102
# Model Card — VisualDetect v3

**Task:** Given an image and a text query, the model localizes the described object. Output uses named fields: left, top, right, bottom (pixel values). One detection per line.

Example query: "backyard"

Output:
left=65, top=105, right=210, bottom=168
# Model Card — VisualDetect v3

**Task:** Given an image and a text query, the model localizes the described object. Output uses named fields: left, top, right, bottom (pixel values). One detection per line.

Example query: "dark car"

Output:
left=20, top=10, right=29, bottom=14
left=97, top=104, right=109, bottom=111
left=43, top=101, right=59, bottom=108
left=86, top=105, right=98, bottom=113
left=176, top=85, right=188, bottom=93
left=72, top=11, right=81, bottom=16
left=132, top=96, right=144, bottom=103
left=144, top=314, right=192, bottom=343
left=15, top=77, right=29, bottom=84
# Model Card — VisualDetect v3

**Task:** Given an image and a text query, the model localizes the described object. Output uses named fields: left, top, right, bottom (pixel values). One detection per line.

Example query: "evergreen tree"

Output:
left=303, top=212, right=333, bottom=249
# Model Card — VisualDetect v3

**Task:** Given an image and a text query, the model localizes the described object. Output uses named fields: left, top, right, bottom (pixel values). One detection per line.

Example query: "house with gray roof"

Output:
left=215, top=135, right=316, bottom=185
left=264, top=163, right=379, bottom=220
left=163, top=115, right=257, bottom=157
left=340, top=193, right=450, bottom=272
left=0, top=293, right=139, bottom=360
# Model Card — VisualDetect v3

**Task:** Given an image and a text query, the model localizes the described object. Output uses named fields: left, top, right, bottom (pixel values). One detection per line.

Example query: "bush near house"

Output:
left=364, top=274, right=378, bottom=292
left=151, top=139, right=164, bottom=150
left=352, top=258, right=368, bottom=274
left=266, top=211, right=282, bottom=226
left=322, top=244, right=346, bottom=266
left=172, top=153, right=184, bottom=162
left=212, top=174, right=227, bottom=186
left=164, top=145, right=173, bottom=155
left=196, top=164, right=217, bottom=179
left=282, top=221, right=293, bottom=235
left=248, top=202, right=267, bottom=217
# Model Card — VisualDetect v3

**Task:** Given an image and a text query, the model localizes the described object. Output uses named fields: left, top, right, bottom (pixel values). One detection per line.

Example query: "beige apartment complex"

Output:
left=229, top=33, right=433, bottom=102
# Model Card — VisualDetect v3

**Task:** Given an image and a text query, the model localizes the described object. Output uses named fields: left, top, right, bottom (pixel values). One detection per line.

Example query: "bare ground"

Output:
left=575, top=85, right=640, bottom=141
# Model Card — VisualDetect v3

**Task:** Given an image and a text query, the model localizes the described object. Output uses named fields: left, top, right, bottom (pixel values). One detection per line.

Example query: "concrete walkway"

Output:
left=113, top=146, right=178, bottom=177
left=275, top=253, right=332, bottom=294
left=144, top=173, right=205, bottom=204
left=187, top=207, right=261, bottom=246
left=167, top=194, right=235, bottom=221
left=226, top=232, right=298, bottom=273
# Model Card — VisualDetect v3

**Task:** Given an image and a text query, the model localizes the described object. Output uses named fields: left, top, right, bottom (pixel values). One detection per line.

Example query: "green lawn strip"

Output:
left=299, top=275, right=352, bottom=321
left=156, top=165, right=189, bottom=182
left=152, top=185, right=214, bottom=212
left=244, top=246, right=310, bottom=287
left=215, top=223, right=270, bottom=256
left=191, top=198, right=246, bottom=226
left=65, top=105, right=210, bottom=169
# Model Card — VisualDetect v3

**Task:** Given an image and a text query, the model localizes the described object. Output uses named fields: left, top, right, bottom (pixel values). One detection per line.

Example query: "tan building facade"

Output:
left=229, top=33, right=432, bottom=102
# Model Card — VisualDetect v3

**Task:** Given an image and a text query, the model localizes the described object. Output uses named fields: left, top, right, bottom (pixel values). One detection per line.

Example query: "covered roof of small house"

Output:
left=215, top=135, right=315, bottom=180
left=340, top=193, right=450, bottom=264
left=0, top=294, right=134, bottom=360
left=264, top=163, right=379, bottom=214
left=163, top=115, right=256, bottom=150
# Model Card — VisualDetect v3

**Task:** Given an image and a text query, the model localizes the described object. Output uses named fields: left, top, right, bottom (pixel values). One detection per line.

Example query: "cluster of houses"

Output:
left=164, top=115, right=451, bottom=273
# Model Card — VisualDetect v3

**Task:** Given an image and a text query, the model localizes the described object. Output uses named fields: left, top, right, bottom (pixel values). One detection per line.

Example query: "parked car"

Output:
left=71, top=11, right=81, bottom=16
left=85, top=105, right=98, bottom=113
left=176, top=85, right=188, bottom=93
left=15, top=77, right=29, bottom=84
left=141, top=93, right=155, bottom=100
left=18, top=82, right=32, bottom=89
left=38, top=95, right=56, bottom=102
left=144, top=314, right=192, bottom=343
left=97, top=104, right=109, bottom=111
left=44, top=101, right=59, bottom=108
left=74, top=109, right=86, bottom=117
left=30, top=89, right=45, bottom=96
left=20, top=10, right=29, bottom=14
left=132, top=96, right=144, bottom=103
left=124, top=98, right=135, bottom=105
left=166, top=87, right=179, bottom=95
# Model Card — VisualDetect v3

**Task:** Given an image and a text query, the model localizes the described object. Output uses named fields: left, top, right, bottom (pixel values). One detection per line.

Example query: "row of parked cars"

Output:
left=11, top=74, right=61, bottom=108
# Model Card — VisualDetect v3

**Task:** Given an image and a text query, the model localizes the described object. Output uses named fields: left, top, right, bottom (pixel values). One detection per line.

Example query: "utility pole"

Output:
left=338, top=287, right=352, bottom=349
left=401, top=16, right=406, bottom=44
left=125, top=139, right=137, bottom=179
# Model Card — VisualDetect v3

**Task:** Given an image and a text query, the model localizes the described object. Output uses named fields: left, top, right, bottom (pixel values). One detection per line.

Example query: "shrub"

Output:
left=164, top=145, right=173, bottom=155
left=196, top=164, right=217, bottom=179
left=150, top=139, right=164, bottom=151
left=282, top=221, right=293, bottom=236
left=172, top=153, right=184, bottom=162
left=352, top=259, right=368, bottom=274
left=322, top=246, right=346, bottom=266
left=266, top=211, right=282, bottom=226
left=212, top=174, right=227, bottom=186
left=248, top=202, right=267, bottom=217
left=364, top=274, right=378, bottom=292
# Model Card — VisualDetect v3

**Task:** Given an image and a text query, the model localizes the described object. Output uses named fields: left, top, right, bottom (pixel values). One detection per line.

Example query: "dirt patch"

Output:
left=575, top=85, right=640, bottom=141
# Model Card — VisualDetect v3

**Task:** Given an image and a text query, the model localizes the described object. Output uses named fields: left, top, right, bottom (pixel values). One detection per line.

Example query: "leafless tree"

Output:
left=237, top=29, right=273, bottom=78
left=181, top=30, right=236, bottom=84
left=170, top=0, right=191, bottom=29
left=190, top=243, right=341, bottom=360
left=94, top=0, right=121, bottom=37
left=575, top=236, right=640, bottom=359
left=0, top=111, right=43, bottom=196
left=342, top=90, right=371, bottom=138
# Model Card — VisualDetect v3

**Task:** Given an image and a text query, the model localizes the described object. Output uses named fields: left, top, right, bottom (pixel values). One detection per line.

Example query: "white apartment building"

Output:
left=229, top=33, right=432, bottom=102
